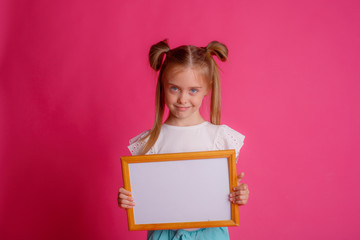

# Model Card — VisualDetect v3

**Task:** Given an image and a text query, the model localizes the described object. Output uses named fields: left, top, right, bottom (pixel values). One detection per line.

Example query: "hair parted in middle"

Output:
left=141, top=39, right=228, bottom=154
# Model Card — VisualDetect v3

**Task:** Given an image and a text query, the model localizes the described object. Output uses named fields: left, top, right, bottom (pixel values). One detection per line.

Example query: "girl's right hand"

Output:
left=118, top=187, right=135, bottom=209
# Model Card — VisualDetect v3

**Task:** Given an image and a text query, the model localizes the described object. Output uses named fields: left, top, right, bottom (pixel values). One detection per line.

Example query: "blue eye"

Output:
left=190, top=88, right=198, bottom=94
left=170, top=86, right=179, bottom=91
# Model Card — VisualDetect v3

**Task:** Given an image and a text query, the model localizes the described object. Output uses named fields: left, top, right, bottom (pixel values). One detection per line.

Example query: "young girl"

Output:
left=118, top=39, right=250, bottom=240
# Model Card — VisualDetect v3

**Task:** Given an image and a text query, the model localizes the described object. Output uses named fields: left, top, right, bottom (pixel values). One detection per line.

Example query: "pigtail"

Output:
left=206, top=41, right=228, bottom=62
left=149, top=39, right=171, bottom=71
left=141, top=40, right=170, bottom=154
left=206, top=41, right=228, bottom=125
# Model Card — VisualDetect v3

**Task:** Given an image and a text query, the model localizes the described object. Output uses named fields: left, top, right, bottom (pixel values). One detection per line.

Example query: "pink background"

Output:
left=1, top=0, right=360, bottom=239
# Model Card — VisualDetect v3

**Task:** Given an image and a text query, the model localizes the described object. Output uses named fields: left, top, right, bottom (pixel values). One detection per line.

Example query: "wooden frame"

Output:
left=121, top=150, right=239, bottom=231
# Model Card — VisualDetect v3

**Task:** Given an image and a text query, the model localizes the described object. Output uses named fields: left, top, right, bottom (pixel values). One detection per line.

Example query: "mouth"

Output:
left=175, top=105, right=191, bottom=111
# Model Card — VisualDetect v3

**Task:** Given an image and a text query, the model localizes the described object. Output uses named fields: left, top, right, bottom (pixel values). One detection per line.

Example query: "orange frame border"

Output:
left=121, top=150, right=239, bottom=231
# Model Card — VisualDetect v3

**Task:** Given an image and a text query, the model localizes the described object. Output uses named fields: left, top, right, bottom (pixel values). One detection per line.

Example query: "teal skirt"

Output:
left=147, top=227, right=229, bottom=240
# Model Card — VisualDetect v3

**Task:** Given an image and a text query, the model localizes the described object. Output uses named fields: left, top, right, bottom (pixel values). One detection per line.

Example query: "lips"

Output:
left=175, top=105, right=191, bottom=111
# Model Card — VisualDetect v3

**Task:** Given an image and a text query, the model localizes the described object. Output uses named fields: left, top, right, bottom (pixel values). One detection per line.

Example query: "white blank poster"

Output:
left=128, top=158, right=231, bottom=224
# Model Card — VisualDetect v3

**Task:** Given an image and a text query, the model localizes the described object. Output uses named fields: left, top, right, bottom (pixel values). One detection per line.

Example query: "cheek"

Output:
left=193, top=95, right=206, bottom=106
left=164, top=91, right=175, bottom=104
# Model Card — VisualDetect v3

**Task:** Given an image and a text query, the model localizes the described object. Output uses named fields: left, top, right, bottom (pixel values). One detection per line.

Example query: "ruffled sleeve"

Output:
left=215, top=125, right=245, bottom=161
left=127, top=130, right=154, bottom=155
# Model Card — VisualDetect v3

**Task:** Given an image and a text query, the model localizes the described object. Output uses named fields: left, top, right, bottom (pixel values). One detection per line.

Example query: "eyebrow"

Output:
left=167, top=83, right=202, bottom=88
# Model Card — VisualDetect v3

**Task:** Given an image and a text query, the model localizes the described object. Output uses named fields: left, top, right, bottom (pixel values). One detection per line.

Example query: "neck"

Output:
left=164, top=114, right=206, bottom=127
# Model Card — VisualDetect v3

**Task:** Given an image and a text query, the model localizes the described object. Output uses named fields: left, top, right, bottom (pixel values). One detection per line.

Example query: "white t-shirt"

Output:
left=128, top=121, right=245, bottom=160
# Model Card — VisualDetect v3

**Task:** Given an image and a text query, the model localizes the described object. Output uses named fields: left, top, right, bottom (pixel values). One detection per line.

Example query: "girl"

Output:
left=118, top=39, right=250, bottom=240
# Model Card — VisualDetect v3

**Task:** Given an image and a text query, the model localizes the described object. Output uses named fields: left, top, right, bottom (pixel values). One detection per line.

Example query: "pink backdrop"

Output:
left=1, top=0, right=360, bottom=239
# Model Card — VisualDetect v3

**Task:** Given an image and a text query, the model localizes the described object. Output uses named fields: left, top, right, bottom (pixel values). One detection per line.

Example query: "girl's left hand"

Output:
left=229, top=172, right=249, bottom=205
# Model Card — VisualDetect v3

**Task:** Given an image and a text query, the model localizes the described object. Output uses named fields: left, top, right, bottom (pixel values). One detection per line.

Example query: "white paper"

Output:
left=128, top=158, right=231, bottom=224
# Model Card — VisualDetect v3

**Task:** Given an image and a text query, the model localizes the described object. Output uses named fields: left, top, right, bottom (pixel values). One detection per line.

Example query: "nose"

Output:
left=177, top=92, right=188, bottom=104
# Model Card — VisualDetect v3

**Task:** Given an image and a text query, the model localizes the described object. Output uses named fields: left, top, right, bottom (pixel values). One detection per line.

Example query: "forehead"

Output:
left=163, top=66, right=209, bottom=87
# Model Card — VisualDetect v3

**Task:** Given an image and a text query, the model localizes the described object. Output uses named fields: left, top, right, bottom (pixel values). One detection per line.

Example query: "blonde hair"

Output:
left=141, top=39, right=228, bottom=154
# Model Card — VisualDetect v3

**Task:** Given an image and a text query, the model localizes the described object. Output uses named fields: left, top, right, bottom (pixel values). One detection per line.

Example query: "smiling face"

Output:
left=162, top=66, right=210, bottom=126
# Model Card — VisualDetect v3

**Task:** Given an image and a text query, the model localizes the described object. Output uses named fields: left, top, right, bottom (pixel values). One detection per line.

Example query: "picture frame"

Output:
left=121, top=150, right=239, bottom=231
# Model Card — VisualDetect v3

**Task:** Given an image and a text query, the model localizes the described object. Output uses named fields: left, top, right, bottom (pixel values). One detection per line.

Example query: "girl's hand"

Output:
left=229, top=172, right=249, bottom=205
left=118, top=187, right=135, bottom=209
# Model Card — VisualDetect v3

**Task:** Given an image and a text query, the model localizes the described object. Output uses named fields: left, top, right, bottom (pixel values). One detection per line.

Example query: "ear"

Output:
left=204, top=83, right=212, bottom=96
left=204, top=88, right=210, bottom=96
